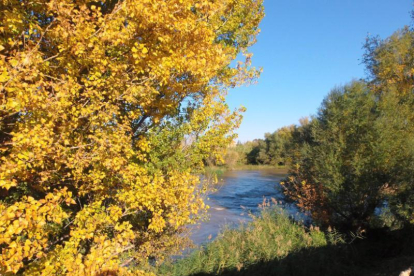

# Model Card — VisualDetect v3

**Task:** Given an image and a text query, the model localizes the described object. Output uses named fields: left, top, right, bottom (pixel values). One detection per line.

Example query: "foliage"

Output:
left=363, top=27, right=414, bottom=94
left=0, top=0, right=264, bottom=274
left=282, top=82, right=385, bottom=228
left=236, top=121, right=310, bottom=167
left=283, top=27, right=414, bottom=229
left=364, top=28, right=414, bottom=224
left=223, top=150, right=239, bottom=170
left=157, top=205, right=329, bottom=276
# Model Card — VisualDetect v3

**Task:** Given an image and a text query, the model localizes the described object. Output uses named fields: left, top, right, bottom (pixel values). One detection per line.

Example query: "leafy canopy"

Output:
left=283, top=27, right=414, bottom=229
left=0, top=0, right=264, bottom=274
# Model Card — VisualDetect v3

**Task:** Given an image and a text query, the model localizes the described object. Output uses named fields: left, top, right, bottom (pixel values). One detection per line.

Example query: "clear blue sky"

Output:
left=227, top=0, right=413, bottom=142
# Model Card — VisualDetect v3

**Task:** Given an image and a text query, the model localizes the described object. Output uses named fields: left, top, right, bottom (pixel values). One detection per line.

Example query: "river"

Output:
left=188, top=168, right=304, bottom=245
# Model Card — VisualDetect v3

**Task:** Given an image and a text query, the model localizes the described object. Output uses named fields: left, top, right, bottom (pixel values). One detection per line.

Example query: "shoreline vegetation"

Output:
left=204, top=165, right=288, bottom=177
left=156, top=206, right=414, bottom=276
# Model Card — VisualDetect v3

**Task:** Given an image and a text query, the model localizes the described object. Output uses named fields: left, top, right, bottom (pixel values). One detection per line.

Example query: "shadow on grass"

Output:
left=190, top=227, right=414, bottom=276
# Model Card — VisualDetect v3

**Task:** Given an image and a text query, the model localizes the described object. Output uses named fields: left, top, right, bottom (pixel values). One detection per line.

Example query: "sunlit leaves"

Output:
left=0, top=0, right=263, bottom=274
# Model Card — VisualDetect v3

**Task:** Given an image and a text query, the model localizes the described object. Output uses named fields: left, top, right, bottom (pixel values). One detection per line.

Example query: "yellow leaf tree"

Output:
left=0, top=0, right=264, bottom=275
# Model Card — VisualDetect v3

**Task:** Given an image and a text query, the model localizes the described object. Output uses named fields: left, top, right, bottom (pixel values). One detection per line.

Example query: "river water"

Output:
left=188, top=168, right=303, bottom=245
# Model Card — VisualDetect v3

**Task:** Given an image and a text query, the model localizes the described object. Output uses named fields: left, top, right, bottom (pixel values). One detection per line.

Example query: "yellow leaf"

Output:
left=9, top=59, right=18, bottom=67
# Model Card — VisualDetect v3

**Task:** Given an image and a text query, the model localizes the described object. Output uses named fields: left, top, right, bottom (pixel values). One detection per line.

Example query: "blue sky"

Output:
left=227, top=0, right=413, bottom=142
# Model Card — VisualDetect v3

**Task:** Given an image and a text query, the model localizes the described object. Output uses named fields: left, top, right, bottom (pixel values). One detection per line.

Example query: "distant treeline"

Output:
left=220, top=26, right=414, bottom=232
left=225, top=118, right=311, bottom=168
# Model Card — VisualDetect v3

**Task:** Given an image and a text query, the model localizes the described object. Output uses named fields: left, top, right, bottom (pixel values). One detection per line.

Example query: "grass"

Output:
left=204, top=166, right=227, bottom=177
left=156, top=207, right=414, bottom=276
left=230, top=164, right=287, bottom=173
left=157, top=207, right=329, bottom=276
left=204, top=164, right=288, bottom=174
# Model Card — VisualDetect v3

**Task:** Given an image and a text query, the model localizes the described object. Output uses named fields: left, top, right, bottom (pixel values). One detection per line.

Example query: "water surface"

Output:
left=189, top=168, right=302, bottom=245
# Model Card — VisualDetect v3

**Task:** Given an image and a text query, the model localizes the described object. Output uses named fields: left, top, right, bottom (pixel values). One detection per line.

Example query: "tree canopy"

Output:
left=283, top=27, right=414, bottom=229
left=0, top=0, right=264, bottom=274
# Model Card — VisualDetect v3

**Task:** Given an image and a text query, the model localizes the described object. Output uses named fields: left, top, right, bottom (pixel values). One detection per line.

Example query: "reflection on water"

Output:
left=189, top=169, right=303, bottom=245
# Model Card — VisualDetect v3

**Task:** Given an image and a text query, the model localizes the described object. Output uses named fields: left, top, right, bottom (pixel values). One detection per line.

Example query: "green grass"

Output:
left=205, top=164, right=288, bottom=174
left=157, top=208, right=329, bottom=276
left=230, top=164, right=287, bottom=172
left=156, top=207, right=414, bottom=276
left=204, top=166, right=227, bottom=177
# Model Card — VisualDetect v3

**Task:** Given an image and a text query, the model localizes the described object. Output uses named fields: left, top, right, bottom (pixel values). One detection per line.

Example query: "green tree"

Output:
left=283, top=82, right=384, bottom=228
left=284, top=26, right=414, bottom=230
left=364, top=27, right=414, bottom=224
left=245, top=139, right=264, bottom=164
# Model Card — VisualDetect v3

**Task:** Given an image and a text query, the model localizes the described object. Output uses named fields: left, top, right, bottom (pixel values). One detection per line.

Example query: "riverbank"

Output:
left=231, top=165, right=288, bottom=173
left=205, top=165, right=288, bottom=178
left=157, top=207, right=414, bottom=276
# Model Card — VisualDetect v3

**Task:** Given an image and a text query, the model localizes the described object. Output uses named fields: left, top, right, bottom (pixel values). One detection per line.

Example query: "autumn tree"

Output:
left=0, top=0, right=264, bottom=275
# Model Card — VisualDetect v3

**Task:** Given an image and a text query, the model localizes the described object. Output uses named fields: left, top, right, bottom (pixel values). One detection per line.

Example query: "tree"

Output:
left=0, top=0, right=264, bottom=274
left=363, top=27, right=414, bottom=95
left=244, top=126, right=295, bottom=166
left=363, top=27, right=414, bottom=225
left=283, top=26, right=414, bottom=230
left=283, top=82, right=385, bottom=229
left=284, top=117, right=313, bottom=166
left=246, top=138, right=267, bottom=164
